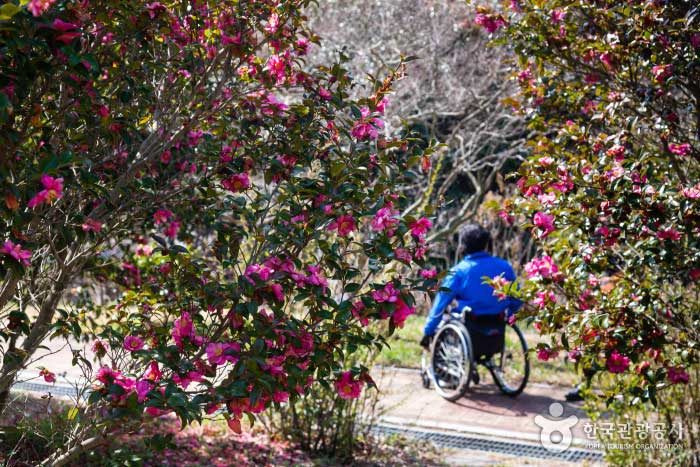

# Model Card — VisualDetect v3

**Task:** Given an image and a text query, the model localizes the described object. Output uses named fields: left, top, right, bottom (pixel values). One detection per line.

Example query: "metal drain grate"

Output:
left=372, top=424, right=604, bottom=464
left=12, top=380, right=78, bottom=397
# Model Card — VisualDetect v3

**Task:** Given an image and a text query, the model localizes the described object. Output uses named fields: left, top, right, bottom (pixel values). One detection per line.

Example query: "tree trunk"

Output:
left=0, top=271, right=70, bottom=414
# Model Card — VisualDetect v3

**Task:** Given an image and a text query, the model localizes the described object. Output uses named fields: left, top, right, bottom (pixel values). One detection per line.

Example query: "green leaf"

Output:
left=0, top=3, right=21, bottom=20
left=66, top=407, right=79, bottom=420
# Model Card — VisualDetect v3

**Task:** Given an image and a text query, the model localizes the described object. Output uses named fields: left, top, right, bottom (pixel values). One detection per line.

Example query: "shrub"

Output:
left=0, top=0, right=436, bottom=463
left=480, top=0, right=700, bottom=463
left=261, top=347, right=381, bottom=461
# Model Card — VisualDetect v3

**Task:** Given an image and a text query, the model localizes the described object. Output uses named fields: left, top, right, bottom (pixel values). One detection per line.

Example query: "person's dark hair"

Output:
left=460, top=224, right=491, bottom=255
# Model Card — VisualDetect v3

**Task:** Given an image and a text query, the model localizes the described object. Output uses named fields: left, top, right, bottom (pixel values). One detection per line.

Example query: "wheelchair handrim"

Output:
left=431, top=324, right=471, bottom=399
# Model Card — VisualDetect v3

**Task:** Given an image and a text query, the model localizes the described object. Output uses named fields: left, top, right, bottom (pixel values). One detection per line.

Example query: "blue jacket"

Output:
left=423, top=252, right=522, bottom=336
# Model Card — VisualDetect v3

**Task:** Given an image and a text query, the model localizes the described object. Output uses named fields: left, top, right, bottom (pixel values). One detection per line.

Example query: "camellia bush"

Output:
left=478, top=0, right=700, bottom=459
left=0, top=0, right=437, bottom=462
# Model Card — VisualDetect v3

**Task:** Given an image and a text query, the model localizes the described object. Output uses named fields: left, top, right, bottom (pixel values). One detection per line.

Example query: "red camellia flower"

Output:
left=537, top=348, right=559, bottom=362
left=39, top=368, right=56, bottom=383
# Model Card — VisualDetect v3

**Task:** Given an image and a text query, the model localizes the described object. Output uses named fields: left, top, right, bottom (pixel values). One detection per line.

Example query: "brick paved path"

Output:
left=373, top=366, right=591, bottom=444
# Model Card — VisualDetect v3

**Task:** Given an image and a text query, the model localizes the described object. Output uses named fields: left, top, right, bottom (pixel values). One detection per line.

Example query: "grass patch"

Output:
left=377, top=314, right=580, bottom=387
left=376, top=314, right=425, bottom=368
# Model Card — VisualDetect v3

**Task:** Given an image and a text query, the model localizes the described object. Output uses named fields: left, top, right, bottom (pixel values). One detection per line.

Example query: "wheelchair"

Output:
left=420, top=306, right=529, bottom=401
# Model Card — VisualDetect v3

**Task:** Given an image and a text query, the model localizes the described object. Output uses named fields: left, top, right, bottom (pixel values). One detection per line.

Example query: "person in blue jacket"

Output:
left=420, top=224, right=522, bottom=350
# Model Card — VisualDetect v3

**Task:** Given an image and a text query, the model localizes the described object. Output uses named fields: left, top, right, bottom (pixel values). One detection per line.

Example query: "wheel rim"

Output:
left=431, top=326, right=470, bottom=398
left=488, top=325, right=528, bottom=393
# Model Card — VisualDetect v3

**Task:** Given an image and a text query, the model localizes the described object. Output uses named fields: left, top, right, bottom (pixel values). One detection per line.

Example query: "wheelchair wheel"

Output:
left=420, top=351, right=432, bottom=388
left=430, top=321, right=474, bottom=401
left=486, top=324, right=529, bottom=397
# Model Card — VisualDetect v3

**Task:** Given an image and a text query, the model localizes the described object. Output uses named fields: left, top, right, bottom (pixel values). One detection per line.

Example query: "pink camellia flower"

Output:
left=371, top=206, right=399, bottom=232
left=123, top=335, right=145, bottom=352
left=290, top=213, right=307, bottom=224
left=49, top=19, right=81, bottom=44
left=498, top=210, right=515, bottom=225
left=266, top=55, right=286, bottom=83
left=81, top=218, right=102, bottom=232
left=668, top=366, right=689, bottom=384
left=27, top=0, right=56, bottom=17
left=222, top=173, right=250, bottom=192
left=28, top=175, right=64, bottom=208
left=304, top=265, right=328, bottom=290
left=1, top=240, right=32, bottom=266
left=533, top=211, right=555, bottom=237
left=295, top=36, right=310, bottom=55
left=600, top=52, right=615, bottom=72
left=39, top=368, right=56, bottom=383
left=244, top=263, right=273, bottom=284
left=153, top=209, right=173, bottom=225
left=318, top=87, right=332, bottom=100
left=537, top=348, right=559, bottom=362
left=91, top=339, right=108, bottom=356
left=172, top=311, right=195, bottom=349
left=351, top=107, right=384, bottom=140
left=606, top=350, right=630, bottom=373
left=668, top=143, right=691, bottom=156
left=606, top=144, right=625, bottom=162
left=144, top=361, right=162, bottom=381
left=273, top=391, right=289, bottom=403
left=393, top=298, right=415, bottom=329
left=261, top=93, right=289, bottom=116
left=206, top=342, right=240, bottom=366
left=334, top=371, right=364, bottom=400
left=96, top=366, right=122, bottom=385
left=474, top=11, right=507, bottom=33
left=490, top=276, right=512, bottom=300
left=265, top=12, right=280, bottom=34
left=328, top=215, right=356, bottom=236
left=135, top=379, right=152, bottom=402
left=533, top=290, right=556, bottom=309
left=682, top=184, right=700, bottom=199
left=268, top=282, right=285, bottom=302
left=567, top=348, right=582, bottom=363
left=409, top=217, right=432, bottom=238
left=164, top=220, right=180, bottom=239
left=372, top=282, right=400, bottom=303
left=550, top=9, right=566, bottom=24
left=652, top=64, right=673, bottom=83
left=420, top=269, right=437, bottom=279
left=394, top=248, right=412, bottom=263
left=376, top=97, right=389, bottom=114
